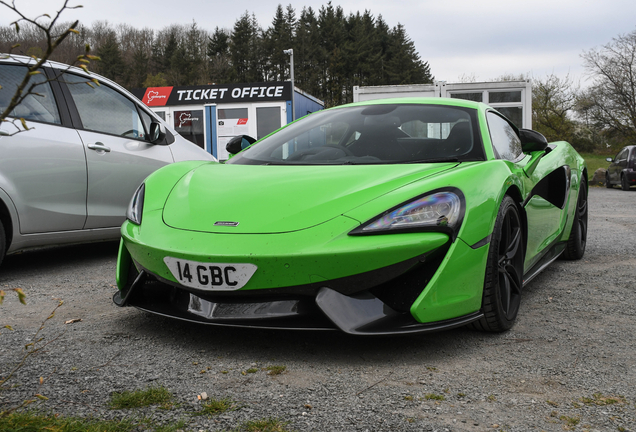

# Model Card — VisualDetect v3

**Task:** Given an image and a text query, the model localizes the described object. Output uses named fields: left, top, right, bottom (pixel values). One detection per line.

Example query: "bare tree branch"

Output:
left=0, top=0, right=99, bottom=133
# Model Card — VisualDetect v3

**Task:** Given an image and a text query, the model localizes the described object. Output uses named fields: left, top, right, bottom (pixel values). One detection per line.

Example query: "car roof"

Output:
left=339, top=96, right=488, bottom=111
left=1, top=53, right=133, bottom=101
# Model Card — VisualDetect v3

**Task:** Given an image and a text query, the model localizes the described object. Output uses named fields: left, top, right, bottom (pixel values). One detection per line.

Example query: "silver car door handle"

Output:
left=87, top=142, right=111, bottom=152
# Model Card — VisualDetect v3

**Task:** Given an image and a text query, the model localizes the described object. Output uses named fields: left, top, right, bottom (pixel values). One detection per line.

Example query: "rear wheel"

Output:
left=472, top=196, right=524, bottom=332
left=621, top=174, right=630, bottom=191
left=562, top=183, right=588, bottom=260
left=605, top=173, right=613, bottom=188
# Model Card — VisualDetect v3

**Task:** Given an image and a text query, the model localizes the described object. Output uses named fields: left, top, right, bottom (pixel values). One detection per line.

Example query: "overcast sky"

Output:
left=2, top=0, right=635, bottom=85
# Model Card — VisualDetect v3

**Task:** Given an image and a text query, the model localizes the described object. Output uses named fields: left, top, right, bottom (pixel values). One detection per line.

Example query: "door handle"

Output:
left=87, top=142, right=111, bottom=152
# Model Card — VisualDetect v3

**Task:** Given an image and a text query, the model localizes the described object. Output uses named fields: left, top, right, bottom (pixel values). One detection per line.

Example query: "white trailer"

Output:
left=353, top=80, right=532, bottom=129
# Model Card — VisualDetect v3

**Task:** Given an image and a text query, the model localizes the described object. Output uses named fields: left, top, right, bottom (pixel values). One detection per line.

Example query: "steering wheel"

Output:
left=286, top=144, right=355, bottom=161
left=320, top=144, right=355, bottom=156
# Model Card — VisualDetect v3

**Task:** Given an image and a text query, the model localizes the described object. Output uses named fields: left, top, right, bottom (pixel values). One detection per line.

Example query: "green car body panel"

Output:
left=115, top=98, right=587, bottom=334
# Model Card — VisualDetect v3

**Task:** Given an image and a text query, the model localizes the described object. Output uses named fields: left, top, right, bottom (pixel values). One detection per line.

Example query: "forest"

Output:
left=0, top=3, right=432, bottom=108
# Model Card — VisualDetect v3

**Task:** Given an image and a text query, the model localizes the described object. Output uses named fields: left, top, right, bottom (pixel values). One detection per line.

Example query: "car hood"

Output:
left=162, top=163, right=458, bottom=234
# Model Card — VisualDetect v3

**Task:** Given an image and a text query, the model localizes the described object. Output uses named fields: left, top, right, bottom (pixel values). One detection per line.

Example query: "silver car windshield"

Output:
left=228, top=104, right=485, bottom=165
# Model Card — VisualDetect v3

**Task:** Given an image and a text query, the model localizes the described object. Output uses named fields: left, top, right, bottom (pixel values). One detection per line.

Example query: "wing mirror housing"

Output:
left=519, top=129, right=549, bottom=153
left=226, top=135, right=256, bottom=155
left=149, top=121, right=167, bottom=144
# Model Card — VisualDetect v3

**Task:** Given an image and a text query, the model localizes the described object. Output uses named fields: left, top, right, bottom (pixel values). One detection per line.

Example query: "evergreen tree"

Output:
left=181, top=21, right=207, bottom=85
left=385, top=24, right=433, bottom=85
left=96, top=31, right=125, bottom=83
left=230, top=12, right=264, bottom=83
left=295, top=7, right=321, bottom=98
left=318, top=2, right=347, bottom=106
left=208, top=26, right=231, bottom=84
left=343, top=11, right=380, bottom=101
left=129, top=47, right=150, bottom=89
left=373, top=15, right=391, bottom=85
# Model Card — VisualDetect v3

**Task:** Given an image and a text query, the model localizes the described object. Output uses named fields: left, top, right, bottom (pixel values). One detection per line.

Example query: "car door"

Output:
left=61, top=73, right=174, bottom=229
left=609, top=148, right=627, bottom=184
left=486, top=111, right=565, bottom=270
left=0, top=63, right=87, bottom=234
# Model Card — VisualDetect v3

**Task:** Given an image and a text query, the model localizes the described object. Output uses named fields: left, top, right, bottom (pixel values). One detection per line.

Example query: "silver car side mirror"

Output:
left=149, top=122, right=167, bottom=144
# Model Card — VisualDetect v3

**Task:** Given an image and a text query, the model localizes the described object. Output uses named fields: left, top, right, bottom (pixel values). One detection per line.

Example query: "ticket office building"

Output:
left=133, top=82, right=324, bottom=161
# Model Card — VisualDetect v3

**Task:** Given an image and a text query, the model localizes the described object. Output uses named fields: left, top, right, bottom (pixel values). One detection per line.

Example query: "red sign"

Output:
left=143, top=87, right=173, bottom=106
left=237, top=118, right=248, bottom=125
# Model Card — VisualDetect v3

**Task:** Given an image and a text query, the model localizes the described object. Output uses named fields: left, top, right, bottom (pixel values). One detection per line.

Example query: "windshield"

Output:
left=228, top=103, right=484, bottom=165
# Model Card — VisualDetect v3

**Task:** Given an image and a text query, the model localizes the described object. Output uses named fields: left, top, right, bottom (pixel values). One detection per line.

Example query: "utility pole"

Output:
left=283, top=48, right=295, bottom=121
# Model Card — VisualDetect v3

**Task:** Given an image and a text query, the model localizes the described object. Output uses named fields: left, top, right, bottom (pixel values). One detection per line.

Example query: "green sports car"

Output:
left=113, top=98, right=588, bottom=335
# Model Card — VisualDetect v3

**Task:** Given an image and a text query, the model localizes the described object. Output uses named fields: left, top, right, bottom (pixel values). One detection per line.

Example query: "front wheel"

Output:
left=562, top=183, right=588, bottom=260
left=471, top=196, right=524, bottom=332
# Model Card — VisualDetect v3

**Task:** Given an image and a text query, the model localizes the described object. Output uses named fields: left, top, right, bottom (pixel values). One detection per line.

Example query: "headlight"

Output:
left=350, top=189, right=465, bottom=239
left=126, top=183, right=145, bottom=225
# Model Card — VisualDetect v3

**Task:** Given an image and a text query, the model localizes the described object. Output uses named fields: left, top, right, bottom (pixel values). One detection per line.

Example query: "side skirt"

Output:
left=522, top=242, right=566, bottom=286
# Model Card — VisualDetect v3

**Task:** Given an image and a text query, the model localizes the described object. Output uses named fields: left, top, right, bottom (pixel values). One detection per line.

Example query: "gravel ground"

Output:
left=1, top=186, right=635, bottom=432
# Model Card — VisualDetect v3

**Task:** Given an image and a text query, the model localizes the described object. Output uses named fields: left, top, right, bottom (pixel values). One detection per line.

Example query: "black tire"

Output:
left=471, top=196, right=524, bottom=332
left=605, top=173, right=613, bottom=188
left=562, top=183, right=588, bottom=260
left=621, top=174, right=630, bottom=191
left=0, top=220, right=6, bottom=268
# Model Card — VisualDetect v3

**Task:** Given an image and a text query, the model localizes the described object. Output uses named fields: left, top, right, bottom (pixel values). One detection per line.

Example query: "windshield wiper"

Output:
left=400, top=157, right=460, bottom=164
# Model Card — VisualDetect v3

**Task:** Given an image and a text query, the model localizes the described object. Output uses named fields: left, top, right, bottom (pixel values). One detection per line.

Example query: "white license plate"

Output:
left=164, top=257, right=257, bottom=291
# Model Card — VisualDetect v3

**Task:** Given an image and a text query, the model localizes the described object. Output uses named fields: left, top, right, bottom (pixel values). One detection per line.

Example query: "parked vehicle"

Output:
left=0, top=55, right=215, bottom=267
left=114, top=98, right=588, bottom=335
left=606, top=145, right=636, bottom=190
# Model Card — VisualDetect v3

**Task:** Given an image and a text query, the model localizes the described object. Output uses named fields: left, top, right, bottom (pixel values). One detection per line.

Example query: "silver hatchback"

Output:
left=0, top=56, right=215, bottom=267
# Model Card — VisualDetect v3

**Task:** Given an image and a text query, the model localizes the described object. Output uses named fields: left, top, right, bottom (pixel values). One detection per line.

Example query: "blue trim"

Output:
left=286, top=100, right=293, bottom=124
left=204, top=105, right=217, bottom=157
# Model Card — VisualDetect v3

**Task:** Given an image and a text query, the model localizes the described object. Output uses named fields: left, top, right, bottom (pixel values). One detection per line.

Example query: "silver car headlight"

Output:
left=126, top=183, right=145, bottom=225
left=349, top=188, right=465, bottom=239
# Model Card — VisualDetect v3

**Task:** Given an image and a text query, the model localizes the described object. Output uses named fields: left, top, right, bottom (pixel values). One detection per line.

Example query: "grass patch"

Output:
left=559, top=415, right=580, bottom=429
left=580, top=392, right=626, bottom=406
left=197, top=397, right=237, bottom=416
left=580, top=152, right=613, bottom=183
left=265, top=365, right=286, bottom=376
left=231, top=417, right=294, bottom=432
left=423, top=393, right=445, bottom=401
left=108, top=385, right=173, bottom=409
left=0, top=412, right=187, bottom=432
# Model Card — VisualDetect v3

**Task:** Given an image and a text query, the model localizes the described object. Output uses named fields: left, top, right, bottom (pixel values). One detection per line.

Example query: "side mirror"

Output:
left=606, top=157, right=613, bottom=163
left=149, top=122, right=167, bottom=144
left=519, top=129, right=548, bottom=153
left=226, top=134, right=256, bottom=155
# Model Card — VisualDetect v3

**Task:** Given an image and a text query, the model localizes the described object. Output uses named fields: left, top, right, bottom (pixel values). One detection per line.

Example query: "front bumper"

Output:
left=115, top=215, right=488, bottom=335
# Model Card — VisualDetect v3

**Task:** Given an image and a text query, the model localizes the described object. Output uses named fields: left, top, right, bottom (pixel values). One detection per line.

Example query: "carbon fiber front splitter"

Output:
left=113, top=270, right=483, bottom=336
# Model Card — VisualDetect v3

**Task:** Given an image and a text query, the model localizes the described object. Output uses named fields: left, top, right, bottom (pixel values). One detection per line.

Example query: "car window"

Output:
left=63, top=73, right=147, bottom=140
left=228, top=104, right=484, bottom=165
left=0, top=64, right=61, bottom=125
left=486, top=111, right=522, bottom=161
left=615, top=148, right=627, bottom=161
